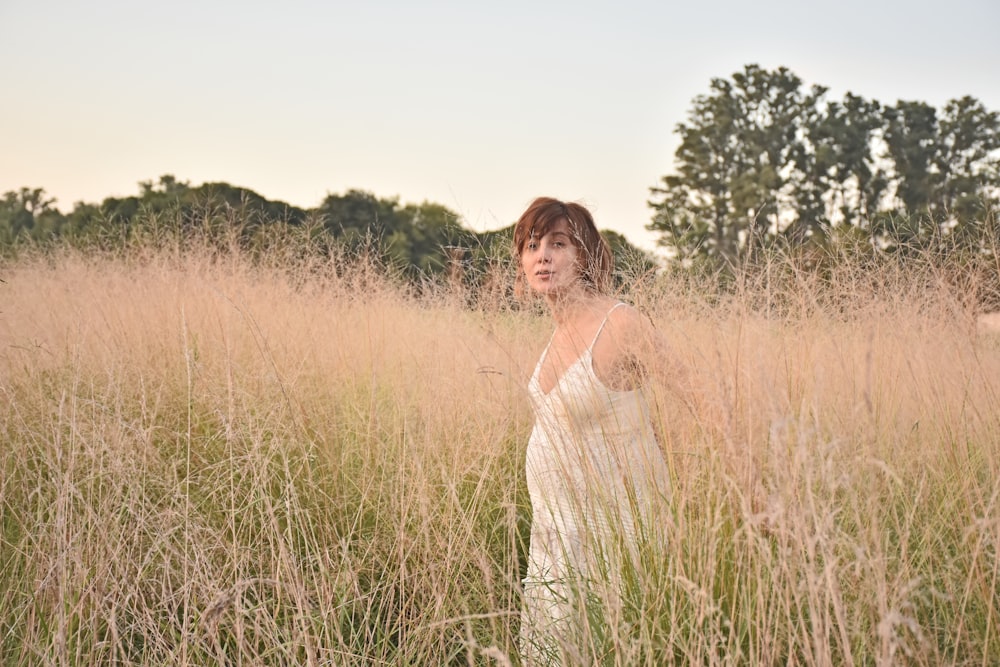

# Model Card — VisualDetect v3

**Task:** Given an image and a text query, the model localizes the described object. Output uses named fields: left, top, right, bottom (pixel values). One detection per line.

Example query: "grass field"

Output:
left=1, top=234, right=999, bottom=665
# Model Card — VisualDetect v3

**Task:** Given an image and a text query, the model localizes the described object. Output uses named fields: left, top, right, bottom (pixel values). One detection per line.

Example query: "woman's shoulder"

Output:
left=607, top=300, right=650, bottom=335
left=591, top=300, right=656, bottom=389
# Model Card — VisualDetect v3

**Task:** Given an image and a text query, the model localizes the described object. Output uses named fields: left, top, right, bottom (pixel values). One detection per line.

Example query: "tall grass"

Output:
left=1, top=226, right=998, bottom=665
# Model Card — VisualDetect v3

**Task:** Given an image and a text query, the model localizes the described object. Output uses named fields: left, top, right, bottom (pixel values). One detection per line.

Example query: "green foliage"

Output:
left=650, top=64, right=1000, bottom=266
left=932, top=96, right=1000, bottom=219
left=0, top=177, right=653, bottom=286
left=316, top=189, right=477, bottom=276
left=799, top=93, right=888, bottom=234
left=649, top=65, right=825, bottom=262
left=0, top=187, right=65, bottom=246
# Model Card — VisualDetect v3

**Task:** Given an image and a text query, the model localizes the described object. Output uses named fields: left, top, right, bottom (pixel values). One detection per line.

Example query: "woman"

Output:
left=514, top=197, right=673, bottom=662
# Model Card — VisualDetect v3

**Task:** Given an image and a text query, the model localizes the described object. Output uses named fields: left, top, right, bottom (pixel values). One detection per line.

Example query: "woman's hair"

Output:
left=512, top=197, right=613, bottom=295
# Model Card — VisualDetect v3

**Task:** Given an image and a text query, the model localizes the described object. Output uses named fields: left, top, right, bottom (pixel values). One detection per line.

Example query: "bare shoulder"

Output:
left=607, top=302, right=655, bottom=341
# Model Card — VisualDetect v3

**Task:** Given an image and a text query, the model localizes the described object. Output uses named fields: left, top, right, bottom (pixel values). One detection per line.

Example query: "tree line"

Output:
left=0, top=175, right=653, bottom=284
left=648, top=64, right=1000, bottom=263
left=0, top=175, right=467, bottom=267
left=4, top=63, right=998, bottom=277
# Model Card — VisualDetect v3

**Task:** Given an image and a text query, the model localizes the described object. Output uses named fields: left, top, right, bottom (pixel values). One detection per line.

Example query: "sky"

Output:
left=2, top=0, right=999, bottom=253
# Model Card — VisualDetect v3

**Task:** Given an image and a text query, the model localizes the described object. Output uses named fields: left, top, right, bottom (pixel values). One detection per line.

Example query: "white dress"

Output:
left=520, top=302, right=670, bottom=660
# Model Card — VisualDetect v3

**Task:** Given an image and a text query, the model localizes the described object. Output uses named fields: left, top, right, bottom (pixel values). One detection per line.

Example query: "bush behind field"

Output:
left=1, top=222, right=999, bottom=665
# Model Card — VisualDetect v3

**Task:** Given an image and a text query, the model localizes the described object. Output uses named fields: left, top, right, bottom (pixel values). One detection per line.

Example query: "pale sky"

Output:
left=2, top=0, right=998, bottom=252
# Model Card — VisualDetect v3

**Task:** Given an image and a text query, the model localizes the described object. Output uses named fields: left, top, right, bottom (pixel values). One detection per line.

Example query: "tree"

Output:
left=883, top=101, right=940, bottom=217
left=648, top=64, right=823, bottom=262
left=933, top=96, right=1000, bottom=222
left=601, top=229, right=658, bottom=286
left=795, top=93, right=887, bottom=235
left=650, top=65, right=1000, bottom=262
left=59, top=176, right=309, bottom=248
left=317, top=189, right=401, bottom=242
left=0, top=188, right=66, bottom=244
left=316, top=190, right=473, bottom=276
left=395, top=201, right=471, bottom=274
left=878, top=98, right=1000, bottom=248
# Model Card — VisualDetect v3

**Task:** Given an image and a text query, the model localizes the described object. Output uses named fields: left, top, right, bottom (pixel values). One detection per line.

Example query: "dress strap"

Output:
left=531, top=328, right=559, bottom=381
left=588, top=302, right=626, bottom=351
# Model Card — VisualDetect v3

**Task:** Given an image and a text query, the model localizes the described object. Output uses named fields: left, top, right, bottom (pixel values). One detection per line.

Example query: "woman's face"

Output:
left=520, top=218, right=581, bottom=296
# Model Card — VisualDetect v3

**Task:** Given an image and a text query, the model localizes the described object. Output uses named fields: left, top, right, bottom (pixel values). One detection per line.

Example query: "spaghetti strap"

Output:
left=539, top=328, right=557, bottom=358
left=530, top=328, right=559, bottom=384
left=588, top=302, right=626, bottom=351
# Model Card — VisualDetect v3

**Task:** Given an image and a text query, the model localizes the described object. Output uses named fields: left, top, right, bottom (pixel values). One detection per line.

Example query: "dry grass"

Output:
left=1, top=238, right=999, bottom=665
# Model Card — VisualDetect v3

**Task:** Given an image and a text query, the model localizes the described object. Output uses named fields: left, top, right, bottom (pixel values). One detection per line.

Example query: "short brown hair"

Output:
left=513, top=197, right=613, bottom=294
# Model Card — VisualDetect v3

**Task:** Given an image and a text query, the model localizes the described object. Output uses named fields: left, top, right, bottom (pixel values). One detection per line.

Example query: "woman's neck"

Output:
left=547, top=288, right=608, bottom=326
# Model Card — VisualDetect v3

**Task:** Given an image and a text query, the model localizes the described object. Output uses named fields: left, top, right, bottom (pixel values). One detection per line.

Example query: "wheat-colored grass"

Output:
left=1, top=238, right=998, bottom=665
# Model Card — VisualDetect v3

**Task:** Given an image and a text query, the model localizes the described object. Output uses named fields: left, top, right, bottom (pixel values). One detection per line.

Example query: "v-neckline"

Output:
left=532, top=302, right=624, bottom=398
left=534, top=347, right=591, bottom=398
